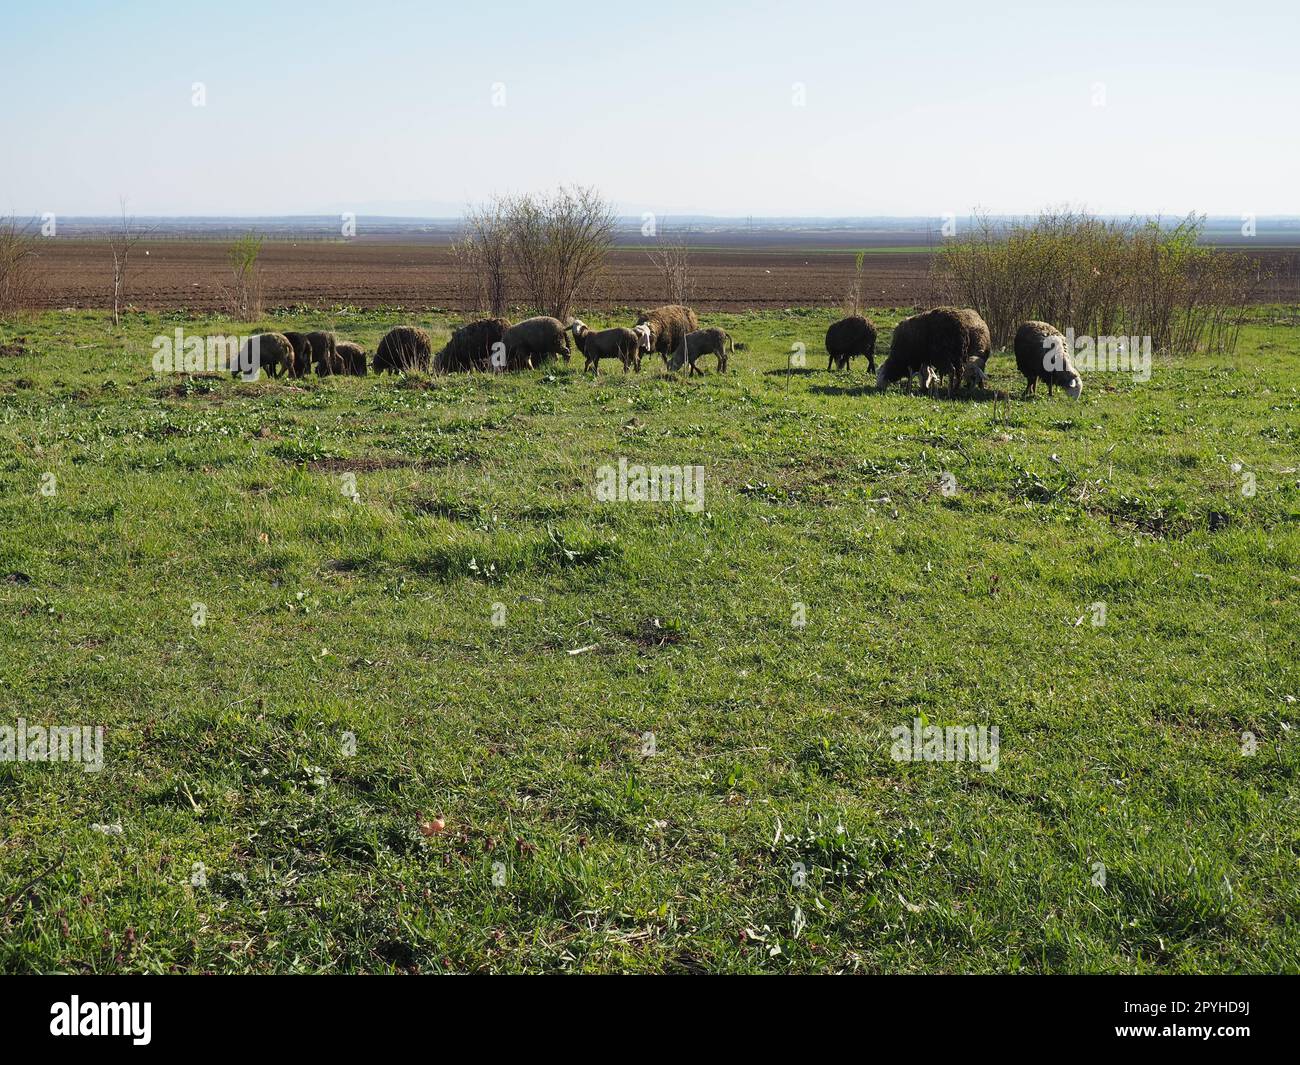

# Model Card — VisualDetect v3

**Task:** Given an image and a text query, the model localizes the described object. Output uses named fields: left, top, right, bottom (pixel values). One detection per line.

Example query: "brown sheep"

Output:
left=233, top=332, right=294, bottom=380
left=281, top=331, right=313, bottom=378
left=1014, top=321, right=1082, bottom=398
left=824, top=315, right=878, bottom=371
left=877, top=309, right=961, bottom=393
left=305, top=330, right=342, bottom=375
left=336, top=341, right=368, bottom=376
left=569, top=320, right=640, bottom=373
left=434, top=318, right=511, bottom=373
left=503, top=316, right=569, bottom=369
left=636, top=305, right=699, bottom=363
left=670, top=327, right=733, bottom=376
left=373, top=326, right=432, bottom=374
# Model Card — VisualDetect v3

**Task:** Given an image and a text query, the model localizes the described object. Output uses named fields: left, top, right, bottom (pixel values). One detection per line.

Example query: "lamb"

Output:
left=569, top=319, right=641, bottom=373
left=1014, top=320, right=1082, bottom=398
left=307, top=330, right=343, bottom=375
left=670, top=327, right=734, bottom=376
left=372, top=326, right=433, bottom=374
left=502, top=316, right=570, bottom=369
left=824, top=315, right=878, bottom=371
left=635, top=305, right=699, bottom=363
left=633, top=323, right=653, bottom=356
left=336, top=341, right=368, bottom=376
left=434, top=318, right=511, bottom=373
left=281, top=331, right=313, bottom=378
left=232, top=332, right=294, bottom=380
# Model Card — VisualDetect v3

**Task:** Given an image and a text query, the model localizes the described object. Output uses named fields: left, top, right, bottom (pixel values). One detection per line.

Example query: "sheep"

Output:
left=434, top=318, right=511, bottom=373
left=633, top=323, right=653, bottom=356
left=568, top=319, right=641, bottom=373
left=876, top=308, right=975, bottom=394
left=670, top=327, right=734, bottom=376
left=502, top=316, right=570, bottom=369
left=373, top=326, right=432, bottom=374
left=232, top=332, right=294, bottom=380
left=824, top=315, right=878, bottom=371
left=281, top=331, right=313, bottom=378
left=1014, top=320, right=1082, bottom=398
left=336, top=341, right=368, bottom=376
left=307, top=330, right=343, bottom=375
left=635, top=305, right=699, bottom=363
left=950, top=307, right=992, bottom=373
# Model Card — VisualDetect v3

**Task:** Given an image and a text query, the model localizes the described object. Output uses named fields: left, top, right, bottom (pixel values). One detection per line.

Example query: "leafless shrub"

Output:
left=453, top=200, right=512, bottom=316
left=106, top=200, right=153, bottom=326
left=841, top=250, right=866, bottom=318
left=0, top=217, right=39, bottom=320
left=505, top=186, right=615, bottom=320
left=934, top=209, right=1256, bottom=354
left=647, top=226, right=696, bottom=307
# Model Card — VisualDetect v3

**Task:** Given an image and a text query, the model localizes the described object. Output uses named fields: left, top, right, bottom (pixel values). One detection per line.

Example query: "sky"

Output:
left=1, top=0, right=1296, bottom=219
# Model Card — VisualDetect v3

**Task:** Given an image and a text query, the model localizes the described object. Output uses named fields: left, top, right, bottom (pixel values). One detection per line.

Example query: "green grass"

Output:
left=1, top=305, right=1297, bottom=973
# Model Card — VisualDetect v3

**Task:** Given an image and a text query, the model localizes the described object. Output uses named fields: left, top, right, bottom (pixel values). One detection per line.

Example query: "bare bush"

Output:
left=647, top=226, right=695, bottom=306
left=106, top=200, right=152, bottom=326
left=505, top=186, right=615, bottom=320
left=841, top=249, right=866, bottom=318
left=453, top=200, right=512, bottom=316
left=934, top=209, right=1256, bottom=353
left=221, top=232, right=265, bottom=321
left=0, top=217, right=39, bottom=320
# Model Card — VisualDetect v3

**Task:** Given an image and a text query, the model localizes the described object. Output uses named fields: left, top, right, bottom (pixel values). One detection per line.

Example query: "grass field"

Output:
left=1, top=306, right=1297, bottom=973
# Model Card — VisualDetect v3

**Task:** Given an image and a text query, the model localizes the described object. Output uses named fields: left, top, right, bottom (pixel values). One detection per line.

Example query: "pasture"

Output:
left=1, top=306, right=1297, bottom=973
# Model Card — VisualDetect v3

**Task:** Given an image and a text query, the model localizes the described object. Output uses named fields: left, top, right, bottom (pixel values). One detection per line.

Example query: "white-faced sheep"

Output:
left=1014, top=320, right=1082, bottom=398
left=503, top=316, right=570, bottom=369
left=670, top=327, right=734, bottom=376
left=568, top=320, right=641, bottom=373
left=824, top=315, right=878, bottom=371
left=636, top=305, right=700, bottom=363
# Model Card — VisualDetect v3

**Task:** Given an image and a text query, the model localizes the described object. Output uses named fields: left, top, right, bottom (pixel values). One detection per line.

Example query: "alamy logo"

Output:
left=890, top=717, right=1000, bottom=772
left=151, top=328, right=259, bottom=379
left=50, top=996, right=151, bottom=1045
left=594, top=457, right=705, bottom=513
left=1, top=719, right=103, bottom=772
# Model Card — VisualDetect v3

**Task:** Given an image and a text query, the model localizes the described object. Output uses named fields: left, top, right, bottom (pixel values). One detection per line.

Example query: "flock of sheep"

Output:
left=827, top=307, right=1083, bottom=398
left=235, top=304, right=1082, bottom=398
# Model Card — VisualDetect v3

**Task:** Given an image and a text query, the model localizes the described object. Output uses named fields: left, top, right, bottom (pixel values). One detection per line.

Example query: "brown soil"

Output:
left=24, top=239, right=1300, bottom=313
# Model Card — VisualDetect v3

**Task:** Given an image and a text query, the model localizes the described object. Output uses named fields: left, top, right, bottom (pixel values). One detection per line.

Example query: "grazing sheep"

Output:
left=636, top=305, right=699, bottom=363
left=876, top=308, right=972, bottom=394
left=336, top=341, right=368, bottom=376
left=306, top=330, right=343, bottom=375
left=950, top=307, right=992, bottom=374
left=281, top=331, right=313, bottom=378
left=503, top=316, right=570, bottom=369
left=373, top=326, right=432, bottom=374
left=670, top=327, right=734, bottom=376
left=568, top=320, right=641, bottom=373
left=1014, top=320, right=1082, bottom=398
left=233, top=332, right=294, bottom=379
left=434, top=318, right=511, bottom=373
left=824, top=315, right=878, bottom=371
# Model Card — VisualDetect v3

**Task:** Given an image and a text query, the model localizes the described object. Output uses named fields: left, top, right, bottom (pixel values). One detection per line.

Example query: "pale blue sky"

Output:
left=1, top=0, right=1295, bottom=217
